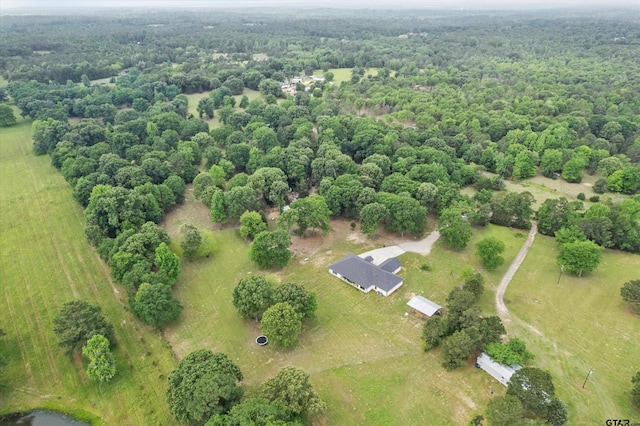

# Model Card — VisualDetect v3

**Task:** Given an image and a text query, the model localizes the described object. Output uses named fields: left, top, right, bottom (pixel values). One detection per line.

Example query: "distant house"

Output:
left=328, top=254, right=403, bottom=296
left=476, top=352, right=522, bottom=387
left=407, top=296, right=442, bottom=317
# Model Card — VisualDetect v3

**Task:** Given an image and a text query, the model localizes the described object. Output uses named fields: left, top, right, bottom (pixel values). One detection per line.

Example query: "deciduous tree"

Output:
left=507, top=367, right=556, bottom=416
left=620, top=279, right=640, bottom=313
left=441, top=329, right=474, bottom=370
left=232, top=275, right=273, bottom=320
left=180, top=223, right=202, bottom=261
left=210, top=190, right=227, bottom=224
left=262, top=367, right=327, bottom=416
left=537, top=197, right=579, bottom=236
left=462, top=273, right=485, bottom=299
left=53, top=300, right=114, bottom=353
left=439, top=208, right=472, bottom=249
left=206, top=398, right=295, bottom=426
left=557, top=240, right=603, bottom=277
left=134, top=283, right=182, bottom=328
left=225, top=186, right=262, bottom=220
left=546, top=398, right=569, bottom=425
left=475, top=237, right=505, bottom=270
left=239, top=211, right=267, bottom=240
left=249, top=229, right=292, bottom=269
left=260, top=302, right=303, bottom=348
left=155, top=242, right=180, bottom=284
left=421, top=316, right=447, bottom=351
left=278, top=195, right=331, bottom=236
left=0, top=104, right=17, bottom=127
left=485, top=395, right=523, bottom=426
left=82, top=334, right=116, bottom=383
left=273, top=283, right=317, bottom=319
left=167, top=350, right=243, bottom=423
left=485, top=338, right=534, bottom=366
left=359, top=202, right=390, bottom=237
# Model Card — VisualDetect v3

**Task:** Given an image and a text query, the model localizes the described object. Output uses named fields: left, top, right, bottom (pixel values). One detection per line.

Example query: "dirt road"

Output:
left=495, top=222, right=537, bottom=319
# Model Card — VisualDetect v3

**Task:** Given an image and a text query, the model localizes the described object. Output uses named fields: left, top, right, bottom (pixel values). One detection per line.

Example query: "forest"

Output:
left=0, top=5, right=639, bottom=426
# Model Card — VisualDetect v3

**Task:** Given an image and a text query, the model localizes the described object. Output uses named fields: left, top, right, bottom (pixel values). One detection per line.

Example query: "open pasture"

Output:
left=505, top=235, right=640, bottom=424
left=162, top=195, right=528, bottom=424
left=0, top=122, right=178, bottom=425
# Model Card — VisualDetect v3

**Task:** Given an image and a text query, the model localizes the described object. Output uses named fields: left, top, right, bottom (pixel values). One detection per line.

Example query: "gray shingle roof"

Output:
left=329, top=254, right=403, bottom=293
left=379, top=257, right=402, bottom=273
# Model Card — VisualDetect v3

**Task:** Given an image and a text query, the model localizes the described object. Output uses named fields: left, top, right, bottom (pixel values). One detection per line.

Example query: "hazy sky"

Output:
left=2, top=0, right=638, bottom=9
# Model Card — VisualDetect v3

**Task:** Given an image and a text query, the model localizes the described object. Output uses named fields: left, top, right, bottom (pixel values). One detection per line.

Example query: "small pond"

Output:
left=0, top=411, right=89, bottom=426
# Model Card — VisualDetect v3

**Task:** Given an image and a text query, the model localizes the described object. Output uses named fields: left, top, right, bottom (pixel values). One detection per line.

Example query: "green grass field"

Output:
left=315, top=68, right=381, bottom=84
left=161, top=194, right=531, bottom=424
left=506, top=235, right=640, bottom=424
left=0, top=121, right=178, bottom=425
left=184, top=88, right=265, bottom=131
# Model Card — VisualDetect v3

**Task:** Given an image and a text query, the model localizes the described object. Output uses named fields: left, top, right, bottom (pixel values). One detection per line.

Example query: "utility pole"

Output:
left=582, top=368, right=593, bottom=389
left=557, top=265, right=564, bottom=284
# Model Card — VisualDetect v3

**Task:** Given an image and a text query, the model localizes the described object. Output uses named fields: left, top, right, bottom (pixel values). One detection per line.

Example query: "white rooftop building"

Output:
left=476, top=352, right=522, bottom=387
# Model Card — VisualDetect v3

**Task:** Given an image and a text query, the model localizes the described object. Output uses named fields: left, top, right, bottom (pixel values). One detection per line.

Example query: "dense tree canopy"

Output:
left=249, top=229, right=292, bottom=269
left=475, top=237, right=506, bottom=270
left=507, top=367, right=556, bottom=418
left=0, top=104, right=16, bottom=127
left=557, top=240, right=603, bottom=277
left=53, top=300, right=115, bottom=354
left=206, top=398, right=298, bottom=426
left=5, top=9, right=640, bottom=424
left=167, top=350, right=244, bottom=423
left=260, top=302, right=303, bottom=348
left=82, top=334, right=116, bottom=383
left=485, top=395, right=523, bottom=426
left=262, top=367, right=327, bottom=417
left=620, top=279, right=640, bottom=313
left=239, top=210, right=267, bottom=240
left=232, top=275, right=274, bottom=320
left=272, top=283, right=317, bottom=319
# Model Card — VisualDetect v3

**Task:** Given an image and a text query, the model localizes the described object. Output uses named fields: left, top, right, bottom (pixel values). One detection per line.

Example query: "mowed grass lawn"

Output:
left=506, top=235, right=640, bottom=424
left=0, top=120, right=178, bottom=425
left=163, top=194, right=529, bottom=425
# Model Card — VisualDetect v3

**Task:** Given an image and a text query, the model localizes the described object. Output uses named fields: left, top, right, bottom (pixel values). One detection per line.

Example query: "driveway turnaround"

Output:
left=358, top=231, right=441, bottom=265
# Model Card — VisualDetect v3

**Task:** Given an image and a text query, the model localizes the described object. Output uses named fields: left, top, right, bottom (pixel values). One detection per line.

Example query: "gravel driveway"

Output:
left=358, top=231, right=441, bottom=265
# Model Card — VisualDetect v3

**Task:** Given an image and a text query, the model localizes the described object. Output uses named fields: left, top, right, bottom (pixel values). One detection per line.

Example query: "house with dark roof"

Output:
left=379, top=257, right=402, bottom=274
left=328, top=254, right=403, bottom=296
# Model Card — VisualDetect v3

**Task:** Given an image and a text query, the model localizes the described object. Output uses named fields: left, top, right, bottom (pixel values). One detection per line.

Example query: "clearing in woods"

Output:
left=0, top=119, right=178, bottom=425
left=161, top=192, right=528, bottom=425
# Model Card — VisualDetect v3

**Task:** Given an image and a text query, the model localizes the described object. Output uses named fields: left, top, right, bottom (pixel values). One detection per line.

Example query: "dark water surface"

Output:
left=0, top=411, right=89, bottom=426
